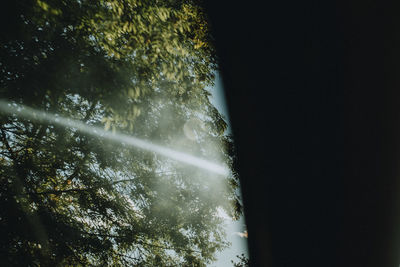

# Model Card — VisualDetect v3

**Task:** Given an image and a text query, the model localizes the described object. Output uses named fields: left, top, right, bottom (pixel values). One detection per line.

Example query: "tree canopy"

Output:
left=0, top=0, right=241, bottom=266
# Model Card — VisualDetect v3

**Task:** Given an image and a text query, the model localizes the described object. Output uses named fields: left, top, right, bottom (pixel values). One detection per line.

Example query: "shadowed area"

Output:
left=205, top=0, right=400, bottom=266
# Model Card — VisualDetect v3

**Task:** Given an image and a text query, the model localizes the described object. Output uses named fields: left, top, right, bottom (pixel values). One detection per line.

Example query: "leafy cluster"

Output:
left=0, top=0, right=241, bottom=266
left=231, top=254, right=250, bottom=267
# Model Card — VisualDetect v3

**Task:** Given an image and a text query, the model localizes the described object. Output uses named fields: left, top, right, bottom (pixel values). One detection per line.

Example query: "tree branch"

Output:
left=83, top=101, right=97, bottom=122
left=81, top=231, right=201, bottom=254
left=25, top=187, right=96, bottom=196
left=22, top=172, right=177, bottom=196
left=0, top=128, right=18, bottom=161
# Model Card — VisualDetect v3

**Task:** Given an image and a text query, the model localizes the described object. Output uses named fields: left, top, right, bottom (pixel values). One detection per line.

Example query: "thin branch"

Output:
left=81, top=231, right=202, bottom=254
left=21, top=172, right=178, bottom=196
left=114, top=252, right=141, bottom=263
left=25, top=187, right=95, bottom=196
left=83, top=101, right=97, bottom=122
left=110, top=172, right=176, bottom=185
left=0, top=128, right=16, bottom=160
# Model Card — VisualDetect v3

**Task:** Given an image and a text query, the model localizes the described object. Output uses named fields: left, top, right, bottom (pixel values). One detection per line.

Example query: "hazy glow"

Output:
left=0, top=100, right=229, bottom=176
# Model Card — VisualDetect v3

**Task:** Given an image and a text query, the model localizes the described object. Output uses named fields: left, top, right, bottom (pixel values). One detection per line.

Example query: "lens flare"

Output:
left=0, top=100, right=229, bottom=176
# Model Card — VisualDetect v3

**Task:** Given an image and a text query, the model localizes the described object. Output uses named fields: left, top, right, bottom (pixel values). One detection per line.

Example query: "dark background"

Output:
left=205, top=1, right=400, bottom=266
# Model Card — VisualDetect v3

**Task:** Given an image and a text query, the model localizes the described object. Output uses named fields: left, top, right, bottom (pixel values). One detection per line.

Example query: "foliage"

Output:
left=231, top=254, right=250, bottom=267
left=0, top=0, right=241, bottom=265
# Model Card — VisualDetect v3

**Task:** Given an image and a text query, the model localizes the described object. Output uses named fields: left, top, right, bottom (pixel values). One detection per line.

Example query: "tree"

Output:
left=0, top=0, right=241, bottom=265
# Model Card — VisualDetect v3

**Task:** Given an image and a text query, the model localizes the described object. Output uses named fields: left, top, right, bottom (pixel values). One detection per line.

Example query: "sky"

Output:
left=207, top=73, right=249, bottom=266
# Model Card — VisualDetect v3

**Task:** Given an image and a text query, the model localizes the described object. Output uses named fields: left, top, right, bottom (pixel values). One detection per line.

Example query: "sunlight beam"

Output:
left=0, top=100, right=229, bottom=176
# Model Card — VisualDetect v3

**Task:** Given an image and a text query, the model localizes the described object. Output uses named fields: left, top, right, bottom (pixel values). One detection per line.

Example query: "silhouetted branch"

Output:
left=81, top=231, right=201, bottom=254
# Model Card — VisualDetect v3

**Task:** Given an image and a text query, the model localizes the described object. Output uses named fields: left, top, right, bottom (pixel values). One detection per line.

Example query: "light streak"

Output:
left=0, top=100, right=229, bottom=176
